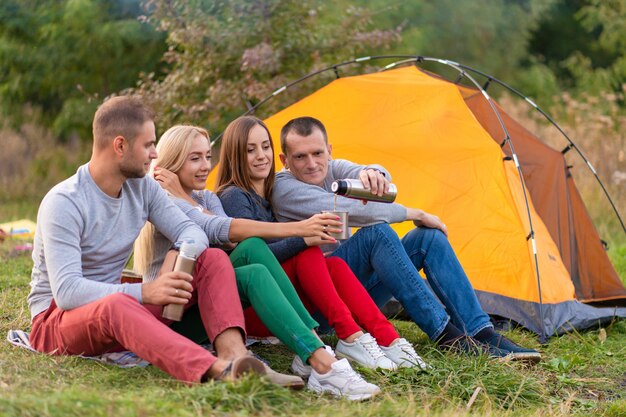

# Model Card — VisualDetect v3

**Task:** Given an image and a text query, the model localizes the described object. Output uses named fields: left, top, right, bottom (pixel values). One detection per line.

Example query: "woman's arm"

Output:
left=154, top=168, right=341, bottom=245
left=227, top=214, right=340, bottom=242
left=219, top=186, right=343, bottom=261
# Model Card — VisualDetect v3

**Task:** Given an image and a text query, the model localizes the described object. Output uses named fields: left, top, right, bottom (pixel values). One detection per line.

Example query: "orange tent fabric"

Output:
left=462, top=90, right=625, bottom=304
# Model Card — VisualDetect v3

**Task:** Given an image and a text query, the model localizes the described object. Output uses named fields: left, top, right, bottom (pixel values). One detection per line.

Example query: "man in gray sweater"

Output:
left=27, top=96, right=266, bottom=383
left=273, top=116, right=540, bottom=362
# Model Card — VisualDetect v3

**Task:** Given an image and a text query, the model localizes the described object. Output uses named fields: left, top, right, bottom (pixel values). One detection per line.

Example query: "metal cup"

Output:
left=321, top=210, right=349, bottom=240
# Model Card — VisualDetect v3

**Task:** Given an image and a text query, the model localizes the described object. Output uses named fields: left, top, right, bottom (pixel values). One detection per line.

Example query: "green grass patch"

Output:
left=608, top=244, right=626, bottom=285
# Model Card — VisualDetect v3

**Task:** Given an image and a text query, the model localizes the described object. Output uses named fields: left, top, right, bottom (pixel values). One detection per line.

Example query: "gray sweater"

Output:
left=28, top=163, right=208, bottom=319
left=272, top=159, right=407, bottom=226
left=145, top=190, right=233, bottom=281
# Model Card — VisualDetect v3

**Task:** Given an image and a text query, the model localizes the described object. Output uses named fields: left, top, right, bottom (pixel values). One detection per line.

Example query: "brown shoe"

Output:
left=263, top=365, right=305, bottom=390
left=219, top=356, right=266, bottom=381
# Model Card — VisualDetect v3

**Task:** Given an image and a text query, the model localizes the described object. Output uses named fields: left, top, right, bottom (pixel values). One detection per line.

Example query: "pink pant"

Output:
left=30, top=248, right=245, bottom=383
left=245, top=247, right=399, bottom=346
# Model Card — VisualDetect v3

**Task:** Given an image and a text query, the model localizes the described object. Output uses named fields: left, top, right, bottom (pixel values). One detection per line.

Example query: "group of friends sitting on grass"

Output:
left=26, top=96, right=540, bottom=401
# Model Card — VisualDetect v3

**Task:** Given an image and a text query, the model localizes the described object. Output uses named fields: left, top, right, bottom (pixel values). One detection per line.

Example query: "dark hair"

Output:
left=92, top=96, right=154, bottom=149
left=280, top=116, right=327, bottom=154
left=215, top=116, right=275, bottom=201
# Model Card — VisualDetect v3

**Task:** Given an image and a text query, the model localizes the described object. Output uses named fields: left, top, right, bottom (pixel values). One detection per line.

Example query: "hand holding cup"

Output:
left=321, top=210, right=349, bottom=240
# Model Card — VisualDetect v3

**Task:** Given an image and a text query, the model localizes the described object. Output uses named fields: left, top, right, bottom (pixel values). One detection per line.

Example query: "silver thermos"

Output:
left=331, top=179, right=397, bottom=203
left=162, top=241, right=198, bottom=321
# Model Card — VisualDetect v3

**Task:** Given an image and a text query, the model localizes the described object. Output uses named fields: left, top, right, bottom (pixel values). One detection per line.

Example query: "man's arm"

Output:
left=42, top=194, right=143, bottom=310
left=406, top=208, right=448, bottom=236
left=273, top=168, right=406, bottom=227
left=141, top=249, right=193, bottom=306
left=331, top=159, right=447, bottom=235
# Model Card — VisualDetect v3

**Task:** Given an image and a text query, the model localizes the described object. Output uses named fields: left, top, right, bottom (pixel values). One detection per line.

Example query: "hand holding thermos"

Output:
left=162, top=241, right=199, bottom=321
left=332, top=179, right=397, bottom=203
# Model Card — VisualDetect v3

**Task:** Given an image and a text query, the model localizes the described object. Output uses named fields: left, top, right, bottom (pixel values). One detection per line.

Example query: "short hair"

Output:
left=92, top=96, right=154, bottom=149
left=280, top=116, right=327, bottom=154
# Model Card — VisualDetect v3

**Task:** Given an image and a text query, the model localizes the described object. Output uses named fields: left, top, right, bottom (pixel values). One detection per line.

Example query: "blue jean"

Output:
left=330, top=224, right=492, bottom=340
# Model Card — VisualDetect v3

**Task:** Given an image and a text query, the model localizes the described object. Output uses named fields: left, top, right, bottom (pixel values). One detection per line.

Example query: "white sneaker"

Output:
left=307, top=358, right=381, bottom=401
left=380, top=338, right=429, bottom=370
left=335, top=333, right=397, bottom=370
left=291, top=345, right=335, bottom=378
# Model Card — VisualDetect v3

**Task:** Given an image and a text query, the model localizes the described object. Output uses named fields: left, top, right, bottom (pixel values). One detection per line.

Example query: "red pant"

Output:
left=30, top=249, right=245, bottom=383
left=245, top=247, right=399, bottom=346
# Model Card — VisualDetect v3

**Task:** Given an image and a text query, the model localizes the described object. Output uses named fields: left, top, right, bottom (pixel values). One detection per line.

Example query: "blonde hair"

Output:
left=133, top=125, right=210, bottom=278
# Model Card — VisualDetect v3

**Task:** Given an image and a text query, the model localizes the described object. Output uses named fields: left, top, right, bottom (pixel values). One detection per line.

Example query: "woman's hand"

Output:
left=295, top=213, right=342, bottom=241
left=154, top=167, right=188, bottom=200
left=304, top=236, right=328, bottom=247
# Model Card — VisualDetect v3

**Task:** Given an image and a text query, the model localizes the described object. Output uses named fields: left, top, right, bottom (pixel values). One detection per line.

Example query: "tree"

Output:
left=0, top=0, right=166, bottom=141
left=132, top=0, right=401, bottom=135
left=528, top=0, right=626, bottom=98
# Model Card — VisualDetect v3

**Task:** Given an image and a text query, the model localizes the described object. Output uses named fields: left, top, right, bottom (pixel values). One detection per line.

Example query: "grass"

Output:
left=608, top=245, right=626, bottom=279
left=1, top=234, right=626, bottom=417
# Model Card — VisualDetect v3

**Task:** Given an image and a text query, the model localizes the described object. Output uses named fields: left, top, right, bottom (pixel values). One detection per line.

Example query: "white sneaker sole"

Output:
left=307, top=379, right=381, bottom=401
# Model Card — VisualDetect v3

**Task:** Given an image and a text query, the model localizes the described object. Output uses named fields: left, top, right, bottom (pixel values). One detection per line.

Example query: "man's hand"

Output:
left=406, top=208, right=448, bottom=236
left=358, top=168, right=390, bottom=204
left=141, top=271, right=193, bottom=305
left=154, top=167, right=188, bottom=200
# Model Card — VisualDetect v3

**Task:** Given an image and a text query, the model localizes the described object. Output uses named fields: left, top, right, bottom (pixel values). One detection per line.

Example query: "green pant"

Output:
left=230, top=238, right=322, bottom=362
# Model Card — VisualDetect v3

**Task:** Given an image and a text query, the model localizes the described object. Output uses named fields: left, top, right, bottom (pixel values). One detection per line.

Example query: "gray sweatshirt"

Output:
left=272, top=159, right=407, bottom=226
left=28, top=163, right=208, bottom=319
left=145, top=190, right=233, bottom=282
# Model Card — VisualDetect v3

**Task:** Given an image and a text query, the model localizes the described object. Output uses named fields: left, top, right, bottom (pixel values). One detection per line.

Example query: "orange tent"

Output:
left=209, top=65, right=625, bottom=339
